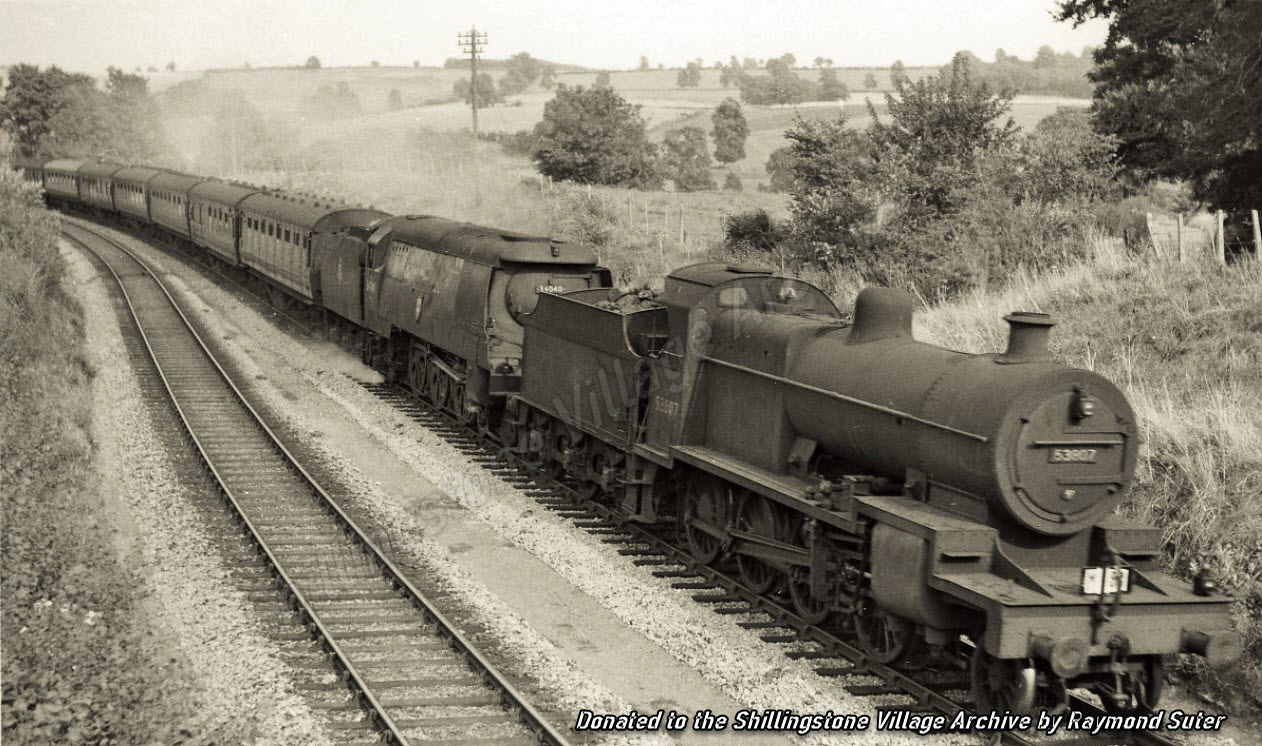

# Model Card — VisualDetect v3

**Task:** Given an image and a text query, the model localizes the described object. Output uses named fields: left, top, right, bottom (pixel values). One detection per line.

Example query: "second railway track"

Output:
left=61, top=218, right=568, bottom=746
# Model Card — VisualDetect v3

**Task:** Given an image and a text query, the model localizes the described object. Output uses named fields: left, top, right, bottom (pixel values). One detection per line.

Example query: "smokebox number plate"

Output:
left=1049, top=447, right=1098, bottom=464
left=1081, top=567, right=1130, bottom=595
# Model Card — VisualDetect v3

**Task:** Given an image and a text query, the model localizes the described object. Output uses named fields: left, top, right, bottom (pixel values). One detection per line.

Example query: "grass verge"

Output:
left=0, top=161, right=210, bottom=742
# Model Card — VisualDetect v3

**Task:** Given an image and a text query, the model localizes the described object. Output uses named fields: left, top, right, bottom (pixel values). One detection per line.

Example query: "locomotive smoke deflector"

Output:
left=998, top=311, right=1055, bottom=363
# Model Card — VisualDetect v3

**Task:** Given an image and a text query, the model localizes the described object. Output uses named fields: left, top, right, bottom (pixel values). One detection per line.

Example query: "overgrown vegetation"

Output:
left=0, top=155, right=214, bottom=742
left=0, top=64, right=166, bottom=160
left=730, top=57, right=1125, bottom=299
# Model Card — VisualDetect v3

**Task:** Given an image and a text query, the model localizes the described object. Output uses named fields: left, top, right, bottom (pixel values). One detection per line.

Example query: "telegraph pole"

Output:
left=457, top=26, right=487, bottom=206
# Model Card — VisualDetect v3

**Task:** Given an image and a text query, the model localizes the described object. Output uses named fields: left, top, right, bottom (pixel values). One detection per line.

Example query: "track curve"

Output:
left=60, top=218, right=570, bottom=746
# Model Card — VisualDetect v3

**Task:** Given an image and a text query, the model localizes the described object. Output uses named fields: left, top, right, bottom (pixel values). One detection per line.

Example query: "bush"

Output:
left=724, top=209, right=784, bottom=252
left=551, top=189, right=618, bottom=247
left=723, top=172, right=743, bottom=191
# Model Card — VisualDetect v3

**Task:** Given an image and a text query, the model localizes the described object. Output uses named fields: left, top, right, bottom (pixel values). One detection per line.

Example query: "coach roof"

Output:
left=382, top=215, right=598, bottom=266
left=78, top=161, right=125, bottom=180
left=148, top=170, right=206, bottom=195
left=43, top=159, right=85, bottom=174
left=240, top=191, right=353, bottom=231
left=113, top=166, right=164, bottom=187
left=189, top=179, right=263, bottom=207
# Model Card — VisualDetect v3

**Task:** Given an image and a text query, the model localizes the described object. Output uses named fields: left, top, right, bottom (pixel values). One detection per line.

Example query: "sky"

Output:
left=0, top=0, right=1108, bottom=76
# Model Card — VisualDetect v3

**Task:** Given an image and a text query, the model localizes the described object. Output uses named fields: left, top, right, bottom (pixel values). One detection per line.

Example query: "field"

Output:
left=163, top=62, right=1086, bottom=200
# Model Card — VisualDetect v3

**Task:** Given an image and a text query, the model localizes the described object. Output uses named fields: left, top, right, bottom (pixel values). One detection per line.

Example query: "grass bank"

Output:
left=0, top=161, right=207, bottom=742
left=915, top=238, right=1262, bottom=712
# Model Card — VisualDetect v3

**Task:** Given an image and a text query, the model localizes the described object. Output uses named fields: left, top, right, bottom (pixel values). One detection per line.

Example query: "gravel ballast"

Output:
left=62, top=240, right=333, bottom=746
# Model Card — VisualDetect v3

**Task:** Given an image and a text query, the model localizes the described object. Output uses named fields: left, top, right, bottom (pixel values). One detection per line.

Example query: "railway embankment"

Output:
left=0, top=159, right=206, bottom=741
left=916, top=238, right=1262, bottom=717
left=1, top=163, right=328, bottom=744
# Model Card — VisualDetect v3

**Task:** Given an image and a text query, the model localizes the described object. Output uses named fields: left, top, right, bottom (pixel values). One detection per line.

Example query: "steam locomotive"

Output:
left=18, top=156, right=1240, bottom=716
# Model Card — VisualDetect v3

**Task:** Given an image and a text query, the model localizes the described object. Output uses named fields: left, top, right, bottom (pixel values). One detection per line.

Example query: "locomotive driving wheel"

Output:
left=970, top=647, right=1037, bottom=715
left=786, top=520, right=835, bottom=625
left=853, top=596, right=921, bottom=665
left=734, top=493, right=780, bottom=594
left=682, top=475, right=730, bottom=565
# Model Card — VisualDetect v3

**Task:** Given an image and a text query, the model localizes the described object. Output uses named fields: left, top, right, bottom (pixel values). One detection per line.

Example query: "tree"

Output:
left=305, top=56, right=321, bottom=70
left=501, top=52, right=542, bottom=95
left=676, top=61, right=701, bottom=87
left=413, top=60, right=420, bottom=68
left=889, top=59, right=908, bottom=87
left=0, top=64, right=94, bottom=155
left=765, top=146, right=797, bottom=192
left=370, top=60, right=380, bottom=67
left=1, top=63, right=165, bottom=160
left=1008, top=108, right=1118, bottom=204
left=723, top=172, right=743, bottom=191
left=532, top=84, right=660, bottom=188
left=818, top=67, right=849, bottom=100
left=305, top=81, right=364, bottom=118
left=869, top=54, right=1016, bottom=218
left=1033, top=45, right=1057, bottom=69
left=452, top=73, right=501, bottom=108
left=662, top=127, right=715, bottom=191
left=387, top=88, right=403, bottom=110
left=1057, top=0, right=1261, bottom=209
left=638, top=56, right=650, bottom=71
left=739, top=54, right=808, bottom=105
left=711, top=98, right=748, bottom=163
left=595, top=71, right=611, bottom=88
left=539, top=64, right=557, bottom=89
left=782, top=115, right=880, bottom=248
left=199, top=89, right=296, bottom=174
left=863, top=72, right=878, bottom=89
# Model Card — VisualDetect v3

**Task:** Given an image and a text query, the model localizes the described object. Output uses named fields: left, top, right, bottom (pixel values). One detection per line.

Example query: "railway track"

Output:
left=358, top=382, right=1186, bottom=746
left=60, top=219, right=569, bottom=746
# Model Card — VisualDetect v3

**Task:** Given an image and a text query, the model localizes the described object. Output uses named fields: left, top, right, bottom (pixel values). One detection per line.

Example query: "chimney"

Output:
left=999, top=312, right=1055, bottom=363
left=848, top=287, right=914, bottom=344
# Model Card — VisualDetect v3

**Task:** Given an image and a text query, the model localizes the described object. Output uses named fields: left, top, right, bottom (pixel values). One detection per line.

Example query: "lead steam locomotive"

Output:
left=18, top=157, right=1240, bottom=716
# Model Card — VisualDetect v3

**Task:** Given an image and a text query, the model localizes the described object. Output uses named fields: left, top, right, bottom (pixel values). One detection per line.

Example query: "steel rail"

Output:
left=61, top=218, right=569, bottom=746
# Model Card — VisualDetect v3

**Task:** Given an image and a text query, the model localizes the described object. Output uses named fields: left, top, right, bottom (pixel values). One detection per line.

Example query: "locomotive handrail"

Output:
left=698, top=354, right=990, bottom=443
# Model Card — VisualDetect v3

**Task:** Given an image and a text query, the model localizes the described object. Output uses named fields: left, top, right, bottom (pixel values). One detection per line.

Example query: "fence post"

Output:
left=1215, top=210, right=1226, bottom=266
left=1176, top=213, right=1185, bottom=263
left=1251, top=209, right=1261, bottom=263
